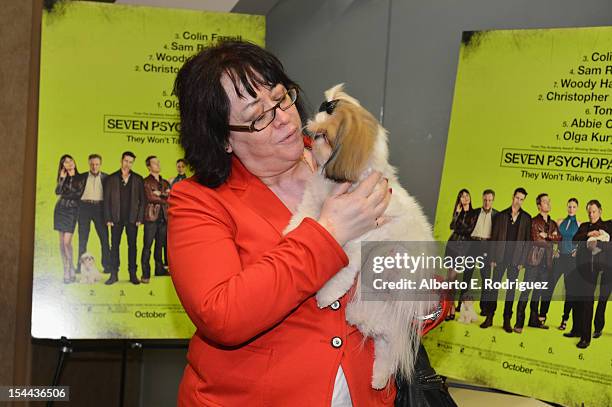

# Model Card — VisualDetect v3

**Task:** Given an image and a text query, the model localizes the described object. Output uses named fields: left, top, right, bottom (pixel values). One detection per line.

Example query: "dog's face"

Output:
left=80, top=253, right=96, bottom=270
left=306, top=84, right=379, bottom=182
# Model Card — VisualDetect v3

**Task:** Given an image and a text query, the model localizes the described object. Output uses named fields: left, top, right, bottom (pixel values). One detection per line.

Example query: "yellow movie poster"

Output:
left=425, top=27, right=612, bottom=406
left=33, top=1, right=264, bottom=339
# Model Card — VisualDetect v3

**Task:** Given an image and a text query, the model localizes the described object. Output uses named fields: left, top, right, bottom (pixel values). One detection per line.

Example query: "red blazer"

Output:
left=169, top=156, right=446, bottom=406
left=168, top=158, right=450, bottom=407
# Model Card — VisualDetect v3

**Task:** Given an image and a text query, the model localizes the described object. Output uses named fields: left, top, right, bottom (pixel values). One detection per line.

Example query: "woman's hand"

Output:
left=587, top=230, right=601, bottom=238
left=60, top=168, right=67, bottom=179
left=317, top=171, right=391, bottom=246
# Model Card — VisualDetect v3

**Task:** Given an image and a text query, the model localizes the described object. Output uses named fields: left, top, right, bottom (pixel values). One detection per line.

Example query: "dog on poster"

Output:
left=587, top=229, right=610, bottom=255
left=457, top=296, right=479, bottom=324
left=284, top=84, right=439, bottom=389
left=79, top=252, right=103, bottom=284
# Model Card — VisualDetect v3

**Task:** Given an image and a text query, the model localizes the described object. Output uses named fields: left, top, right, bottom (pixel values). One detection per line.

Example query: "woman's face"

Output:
left=567, top=201, right=577, bottom=216
left=460, top=192, right=471, bottom=207
left=222, top=75, right=304, bottom=178
left=176, top=161, right=186, bottom=175
left=63, top=157, right=75, bottom=171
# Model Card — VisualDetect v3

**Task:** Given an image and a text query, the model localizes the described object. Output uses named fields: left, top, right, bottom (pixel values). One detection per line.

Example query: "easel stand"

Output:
left=49, top=337, right=72, bottom=396
left=45, top=337, right=187, bottom=407
left=44, top=339, right=566, bottom=407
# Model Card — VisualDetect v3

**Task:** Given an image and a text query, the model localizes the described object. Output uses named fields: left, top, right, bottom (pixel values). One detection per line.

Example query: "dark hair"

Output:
left=536, top=193, right=548, bottom=206
left=145, top=155, right=157, bottom=167
left=452, top=188, right=472, bottom=217
left=176, top=158, right=186, bottom=165
left=57, top=154, right=79, bottom=182
left=513, top=187, right=528, bottom=197
left=567, top=197, right=579, bottom=205
left=122, top=151, right=136, bottom=160
left=482, top=189, right=495, bottom=197
left=174, top=41, right=306, bottom=188
left=88, top=154, right=102, bottom=161
left=586, top=199, right=602, bottom=210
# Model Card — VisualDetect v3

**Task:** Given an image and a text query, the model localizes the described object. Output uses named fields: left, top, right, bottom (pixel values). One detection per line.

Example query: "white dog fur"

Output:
left=284, top=84, right=438, bottom=389
left=587, top=229, right=609, bottom=255
left=79, top=252, right=103, bottom=284
left=457, top=300, right=479, bottom=324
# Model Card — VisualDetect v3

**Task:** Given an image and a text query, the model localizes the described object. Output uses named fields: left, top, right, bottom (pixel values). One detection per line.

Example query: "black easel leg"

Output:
left=47, top=336, right=72, bottom=407
left=119, top=340, right=127, bottom=407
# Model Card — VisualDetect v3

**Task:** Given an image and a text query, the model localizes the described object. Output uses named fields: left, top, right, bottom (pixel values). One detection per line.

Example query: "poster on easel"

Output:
left=424, top=27, right=612, bottom=406
left=33, top=1, right=265, bottom=339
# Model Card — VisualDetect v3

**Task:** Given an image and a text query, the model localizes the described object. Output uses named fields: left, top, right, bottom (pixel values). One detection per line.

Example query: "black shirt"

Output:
left=504, top=212, right=520, bottom=263
left=157, top=176, right=166, bottom=222
left=573, top=219, right=610, bottom=273
left=119, top=174, right=132, bottom=223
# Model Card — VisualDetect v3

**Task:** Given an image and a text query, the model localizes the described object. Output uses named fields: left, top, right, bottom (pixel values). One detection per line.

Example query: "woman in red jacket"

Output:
left=169, top=41, right=438, bottom=407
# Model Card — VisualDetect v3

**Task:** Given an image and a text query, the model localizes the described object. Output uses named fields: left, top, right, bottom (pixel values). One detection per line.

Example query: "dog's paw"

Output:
left=315, top=288, right=340, bottom=308
left=371, top=372, right=389, bottom=390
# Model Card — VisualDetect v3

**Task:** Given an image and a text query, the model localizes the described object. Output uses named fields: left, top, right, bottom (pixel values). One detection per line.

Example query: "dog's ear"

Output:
left=326, top=83, right=362, bottom=107
left=324, top=103, right=378, bottom=182
left=325, top=83, right=346, bottom=102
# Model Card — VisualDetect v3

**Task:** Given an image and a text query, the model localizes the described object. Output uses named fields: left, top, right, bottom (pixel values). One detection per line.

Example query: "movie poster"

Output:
left=424, top=27, right=612, bottom=406
left=33, top=1, right=264, bottom=339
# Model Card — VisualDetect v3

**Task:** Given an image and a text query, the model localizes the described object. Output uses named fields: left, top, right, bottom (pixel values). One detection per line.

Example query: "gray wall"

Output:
left=267, top=0, right=390, bottom=123
left=267, top=0, right=612, bottom=221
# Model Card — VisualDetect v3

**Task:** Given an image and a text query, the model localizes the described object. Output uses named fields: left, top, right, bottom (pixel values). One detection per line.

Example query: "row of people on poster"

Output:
left=53, top=152, right=187, bottom=286
left=444, top=187, right=610, bottom=349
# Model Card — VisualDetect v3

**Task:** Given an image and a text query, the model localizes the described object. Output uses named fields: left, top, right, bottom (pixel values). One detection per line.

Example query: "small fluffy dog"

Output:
left=285, top=84, right=438, bottom=389
left=457, top=299, right=479, bottom=324
left=587, top=229, right=610, bottom=255
left=79, top=252, right=103, bottom=284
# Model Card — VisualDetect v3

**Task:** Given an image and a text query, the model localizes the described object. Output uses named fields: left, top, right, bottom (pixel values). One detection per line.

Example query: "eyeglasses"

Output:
left=229, top=87, right=299, bottom=133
